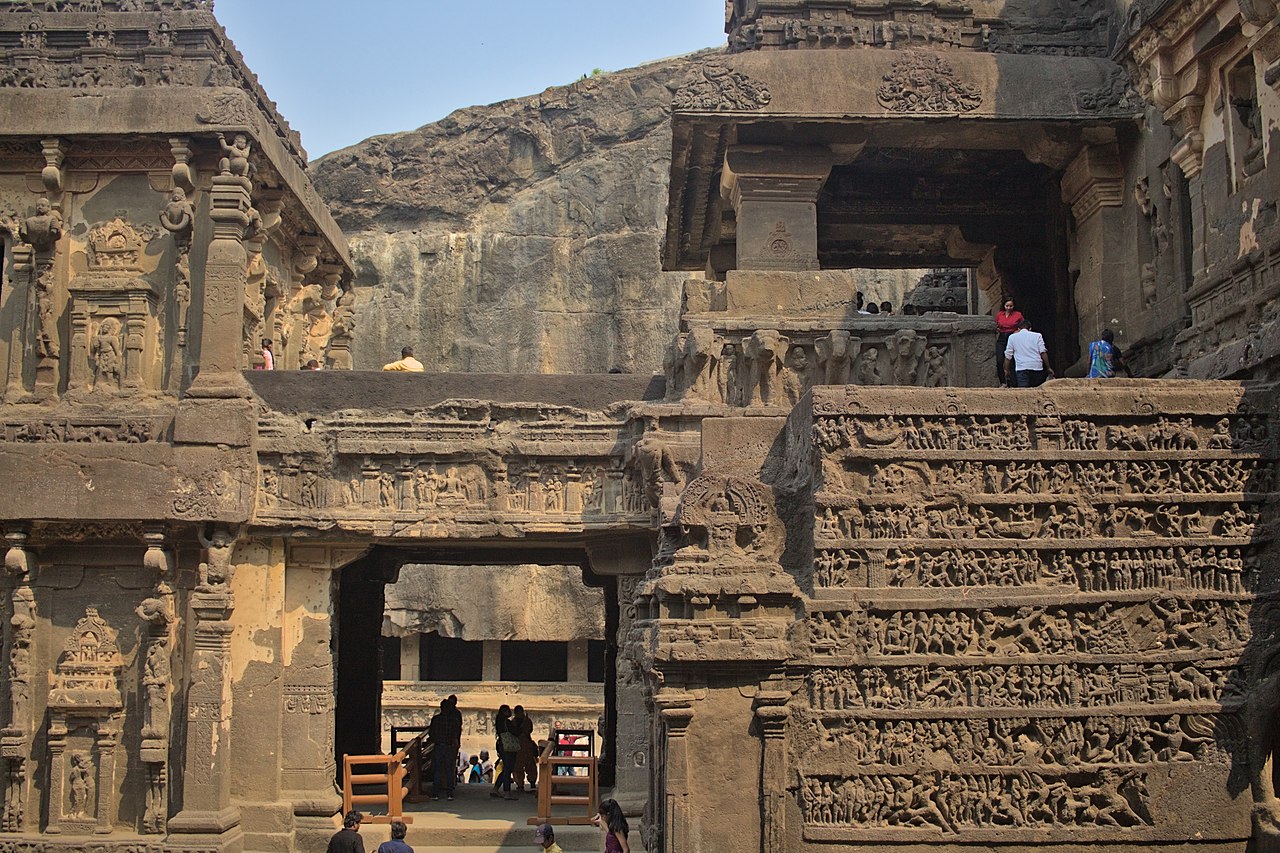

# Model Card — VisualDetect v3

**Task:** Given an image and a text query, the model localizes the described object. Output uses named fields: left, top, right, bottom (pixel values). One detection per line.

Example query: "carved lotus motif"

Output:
left=673, top=62, right=772, bottom=112
left=876, top=51, right=982, bottom=113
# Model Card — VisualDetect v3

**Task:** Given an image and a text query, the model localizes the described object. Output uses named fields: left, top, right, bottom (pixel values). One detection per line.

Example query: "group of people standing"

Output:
left=995, top=296, right=1127, bottom=387
left=489, top=703, right=539, bottom=800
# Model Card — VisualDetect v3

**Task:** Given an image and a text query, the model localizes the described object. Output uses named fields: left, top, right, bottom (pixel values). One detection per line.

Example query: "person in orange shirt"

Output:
left=994, top=296, right=1025, bottom=387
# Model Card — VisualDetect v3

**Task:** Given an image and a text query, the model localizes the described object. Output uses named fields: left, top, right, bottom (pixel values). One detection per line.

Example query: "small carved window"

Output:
left=1227, top=57, right=1265, bottom=189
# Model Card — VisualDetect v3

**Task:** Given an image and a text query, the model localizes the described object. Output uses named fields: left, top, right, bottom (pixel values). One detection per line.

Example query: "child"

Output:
left=465, top=755, right=484, bottom=784
left=591, top=798, right=629, bottom=853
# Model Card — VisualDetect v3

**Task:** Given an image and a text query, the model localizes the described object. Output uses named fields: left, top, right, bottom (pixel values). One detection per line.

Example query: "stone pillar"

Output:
left=4, top=245, right=32, bottom=401
left=754, top=690, right=790, bottom=853
left=482, top=640, right=502, bottom=681
left=400, top=634, right=421, bottom=682
left=188, top=170, right=253, bottom=398
left=721, top=146, right=834, bottom=271
left=138, top=526, right=175, bottom=835
left=567, top=640, right=589, bottom=682
left=0, top=528, right=35, bottom=832
left=655, top=691, right=695, bottom=853
left=1060, top=141, right=1126, bottom=347
left=614, top=575, right=649, bottom=812
left=167, top=526, right=242, bottom=852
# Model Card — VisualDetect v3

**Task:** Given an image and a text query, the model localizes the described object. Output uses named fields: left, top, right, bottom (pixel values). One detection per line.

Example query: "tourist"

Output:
left=427, top=698, right=461, bottom=801
left=1003, top=318, right=1054, bottom=387
left=534, top=823, right=564, bottom=853
left=880, top=300, right=893, bottom=315
left=1087, top=329, right=1128, bottom=378
left=258, top=338, right=274, bottom=371
left=512, top=704, right=538, bottom=792
left=855, top=291, right=869, bottom=314
left=302, top=359, right=321, bottom=370
left=479, top=749, right=494, bottom=782
left=382, top=346, right=425, bottom=372
left=902, top=304, right=918, bottom=316
left=592, top=799, right=629, bottom=853
left=376, top=819, right=412, bottom=853
left=491, top=704, right=519, bottom=800
left=865, top=302, right=880, bottom=315
left=326, top=810, right=364, bottom=853
left=465, top=754, right=484, bottom=783
left=994, top=296, right=1025, bottom=386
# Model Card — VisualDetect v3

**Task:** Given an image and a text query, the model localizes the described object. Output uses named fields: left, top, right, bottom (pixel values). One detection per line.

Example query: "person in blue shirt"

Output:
left=1087, top=329, right=1126, bottom=378
left=377, top=819, right=412, bottom=853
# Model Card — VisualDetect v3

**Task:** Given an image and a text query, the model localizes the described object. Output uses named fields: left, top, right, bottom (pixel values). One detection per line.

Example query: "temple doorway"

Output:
left=332, top=547, right=621, bottom=799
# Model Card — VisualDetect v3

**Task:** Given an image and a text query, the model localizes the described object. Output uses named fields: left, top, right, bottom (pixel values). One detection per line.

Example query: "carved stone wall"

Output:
left=784, top=382, right=1275, bottom=847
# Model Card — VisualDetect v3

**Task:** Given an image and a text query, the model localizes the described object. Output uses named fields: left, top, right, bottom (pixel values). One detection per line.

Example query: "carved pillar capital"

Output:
left=2, top=529, right=33, bottom=581
left=721, top=145, right=835, bottom=272
left=39, top=137, right=66, bottom=197
left=1061, top=142, right=1125, bottom=224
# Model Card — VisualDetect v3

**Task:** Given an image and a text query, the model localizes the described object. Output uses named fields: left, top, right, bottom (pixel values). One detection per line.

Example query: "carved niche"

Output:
left=67, top=215, right=160, bottom=396
left=46, top=608, right=123, bottom=835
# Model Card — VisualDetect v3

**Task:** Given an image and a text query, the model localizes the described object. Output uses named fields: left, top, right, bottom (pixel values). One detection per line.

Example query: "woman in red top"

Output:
left=994, top=297, right=1024, bottom=386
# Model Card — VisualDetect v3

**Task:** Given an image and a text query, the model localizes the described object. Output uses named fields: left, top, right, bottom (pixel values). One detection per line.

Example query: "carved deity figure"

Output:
left=627, top=430, right=684, bottom=513
left=21, top=198, right=64, bottom=360
left=782, top=345, right=813, bottom=405
left=68, top=752, right=93, bottom=819
left=216, top=132, right=252, bottom=178
left=141, top=636, right=171, bottom=738
left=91, top=317, right=123, bottom=389
left=922, top=346, right=948, bottom=387
left=197, top=525, right=235, bottom=591
left=158, top=187, right=194, bottom=251
left=887, top=329, right=927, bottom=385
left=716, top=343, right=740, bottom=405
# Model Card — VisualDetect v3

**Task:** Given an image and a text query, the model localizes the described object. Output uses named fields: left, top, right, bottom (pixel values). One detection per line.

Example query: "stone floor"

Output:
left=351, top=783, right=644, bottom=852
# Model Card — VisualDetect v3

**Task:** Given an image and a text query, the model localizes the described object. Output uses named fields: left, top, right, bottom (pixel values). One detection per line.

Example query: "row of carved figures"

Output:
left=665, top=328, right=953, bottom=406
left=839, top=457, right=1277, bottom=499
left=799, top=769, right=1152, bottom=831
left=813, top=544, right=1261, bottom=591
left=810, top=713, right=1230, bottom=768
left=809, top=597, right=1253, bottom=658
left=816, top=499, right=1262, bottom=542
left=804, top=660, right=1237, bottom=711
left=816, top=414, right=1272, bottom=454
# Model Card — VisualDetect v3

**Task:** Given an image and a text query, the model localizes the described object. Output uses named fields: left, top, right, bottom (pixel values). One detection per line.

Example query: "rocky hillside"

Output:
left=311, top=54, right=709, bottom=374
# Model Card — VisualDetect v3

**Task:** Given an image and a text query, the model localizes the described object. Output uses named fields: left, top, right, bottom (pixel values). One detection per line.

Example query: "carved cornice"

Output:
left=1061, top=143, right=1125, bottom=223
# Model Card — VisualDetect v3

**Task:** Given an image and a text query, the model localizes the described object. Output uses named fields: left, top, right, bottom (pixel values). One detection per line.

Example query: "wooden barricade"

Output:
left=526, top=727, right=599, bottom=826
left=341, top=750, right=412, bottom=824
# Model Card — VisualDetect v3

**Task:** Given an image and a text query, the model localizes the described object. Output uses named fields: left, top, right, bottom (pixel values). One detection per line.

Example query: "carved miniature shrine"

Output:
left=0, top=0, right=1279, bottom=851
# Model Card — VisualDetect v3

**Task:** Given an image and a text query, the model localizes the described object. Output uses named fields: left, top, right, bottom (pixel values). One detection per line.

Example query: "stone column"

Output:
left=1060, top=141, right=1126, bottom=346
left=4, top=244, right=32, bottom=401
left=0, top=528, right=35, bottom=832
left=167, top=526, right=242, bottom=852
left=138, top=525, right=175, bottom=835
left=188, top=170, right=253, bottom=398
left=614, top=575, right=649, bottom=812
left=754, top=690, right=790, bottom=853
left=482, top=640, right=502, bottom=681
left=721, top=146, right=834, bottom=271
left=399, top=634, right=420, bottom=682
left=567, top=639, right=589, bottom=683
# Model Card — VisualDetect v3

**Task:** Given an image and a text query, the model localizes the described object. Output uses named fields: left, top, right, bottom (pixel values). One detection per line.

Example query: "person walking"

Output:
left=258, top=338, right=274, bottom=371
left=327, top=810, right=365, bottom=853
left=376, top=819, right=413, bottom=853
left=490, top=704, right=519, bottom=800
left=427, top=698, right=461, bottom=801
left=1087, top=329, right=1128, bottom=378
left=512, top=705, right=538, bottom=792
left=1003, top=318, right=1054, bottom=388
left=994, top=296, right=1024, bottom=386
left=592, top=799, right=630, bottom=853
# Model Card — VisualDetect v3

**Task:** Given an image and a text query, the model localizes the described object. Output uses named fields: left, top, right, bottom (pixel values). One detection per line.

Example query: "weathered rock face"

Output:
left=383, top=564, right=605, bottom=642
left=312, top=56, right=706, bottom=374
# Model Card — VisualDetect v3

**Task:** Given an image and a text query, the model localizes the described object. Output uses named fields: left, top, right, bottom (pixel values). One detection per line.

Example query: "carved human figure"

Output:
left=21, top=198, right=64, bottom=360
left=196, top=525, right=235, bottom=591
left=782, top=345, right=813, bottom=405
left=922, top=346, right=948, bottom=387
left=91, top=317, right=123, bottom=389
left=627, top=430, right=683, bottom=512
left=716, top=342, right=740, bottom=405
left=216, top=132, right=252, bottom=178
left=853, top=347, right=883, bottom=385
left=158, top=187, right=194, bottom=251
left=68, top=752, right=93, bottom=819
left=142, top=635, right=171, bottom=738
left=887, top=329, right=926, bottom=385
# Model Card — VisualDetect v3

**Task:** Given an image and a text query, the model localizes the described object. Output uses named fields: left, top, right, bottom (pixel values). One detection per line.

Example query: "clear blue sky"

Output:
left=215, top=0, right=727, bottom=160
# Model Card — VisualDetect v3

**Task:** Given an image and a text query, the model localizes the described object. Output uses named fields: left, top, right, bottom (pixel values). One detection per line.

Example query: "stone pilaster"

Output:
left=722, top=146, right=834, bottom=272
left=754, top=690, right=790, bottom=853
left=188, top=172, right=253, bottom=398
left=167, top=525, right=242, bottom=852
left=138, top=525, right=175, bottom=835
left=4, top=245, right=32, bottom=402
left=0, top=528, right=34, bottom=833
left=655, top=691, right=695, bottom=853
left=1061, top=141, right=1127, bottom=344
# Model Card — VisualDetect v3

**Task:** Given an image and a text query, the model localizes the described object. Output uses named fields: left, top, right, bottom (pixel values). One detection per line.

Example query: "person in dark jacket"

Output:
left=327, top=810, right=364, bottom=853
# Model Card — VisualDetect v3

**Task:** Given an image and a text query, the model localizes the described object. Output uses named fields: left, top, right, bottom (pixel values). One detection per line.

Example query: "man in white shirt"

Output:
left=1003, top=319, right=1054, bottom=388
left=382, top=346, right=425, bottom=372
